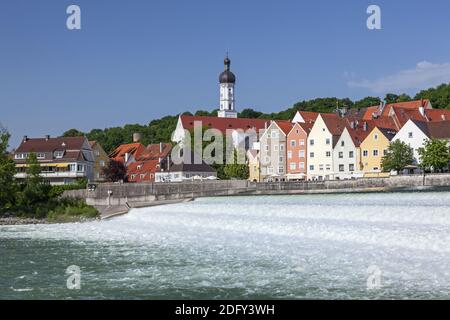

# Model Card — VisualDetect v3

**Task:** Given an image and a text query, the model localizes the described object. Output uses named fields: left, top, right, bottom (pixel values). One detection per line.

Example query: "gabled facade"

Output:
left=259, top=121, right=292, bottom=182
left=392, top=120, right=450, bottom=172
left=332, top=128, right=362, bottom=180
left=392, top=120, right=430, bottom=168
left=13, top=135, right=94, bottom=185
left=307, top=114, right=346, bottom=180
left=127, top=159, right=160, bottom=183
left=360, top=127, right=396, bottom=176
left=286, top=122, right=310, bottom=180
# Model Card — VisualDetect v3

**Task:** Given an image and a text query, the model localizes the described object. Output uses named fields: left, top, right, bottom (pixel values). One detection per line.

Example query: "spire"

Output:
left=224, top=54, right=231, bottom=71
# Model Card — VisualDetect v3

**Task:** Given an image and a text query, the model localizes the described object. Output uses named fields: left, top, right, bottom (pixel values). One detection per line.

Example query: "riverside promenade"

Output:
left=63, top=173, right=450, bottom=218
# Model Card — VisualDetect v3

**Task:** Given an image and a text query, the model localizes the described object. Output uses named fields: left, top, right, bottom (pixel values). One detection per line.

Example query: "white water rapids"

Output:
left=1, top=191, right=450, bottom=299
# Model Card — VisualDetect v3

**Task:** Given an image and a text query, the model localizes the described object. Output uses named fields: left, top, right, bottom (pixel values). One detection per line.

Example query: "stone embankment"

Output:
left=63, top=174, right=450, bottom=217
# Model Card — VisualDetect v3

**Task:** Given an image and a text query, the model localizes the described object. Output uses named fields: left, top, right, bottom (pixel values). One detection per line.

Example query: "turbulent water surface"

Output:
left=1, top=191, right=450, bottom=299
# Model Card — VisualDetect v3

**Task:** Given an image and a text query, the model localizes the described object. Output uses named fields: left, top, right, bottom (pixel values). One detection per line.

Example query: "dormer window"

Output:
left=54, top=151, right=64, bottom=158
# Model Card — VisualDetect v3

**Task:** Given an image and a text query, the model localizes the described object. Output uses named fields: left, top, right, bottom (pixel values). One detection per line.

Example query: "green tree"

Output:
left=63, top=129, right=85, bottom=137
left=353, top=97, right=381, bottom=110
left=0, top=127, right=17, bottom=213
left=418, top=139, right=450, bottom=172
left=223, top=150, right=249, bottom=179
left=19, top=153, right=51, bottom=214
left=381, top=140, right=414, bottom=173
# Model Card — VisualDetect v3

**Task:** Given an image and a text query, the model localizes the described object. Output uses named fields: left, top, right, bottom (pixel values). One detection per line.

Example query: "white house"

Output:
left=393, top=119, right=450, bottom=172
left=307, top=114, right=346, bottom=181
left=332, top=127, right=363, bottom=180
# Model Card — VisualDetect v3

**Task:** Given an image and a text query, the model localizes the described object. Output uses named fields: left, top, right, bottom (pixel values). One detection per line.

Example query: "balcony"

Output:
left=15, top=171, right=87, bottom=179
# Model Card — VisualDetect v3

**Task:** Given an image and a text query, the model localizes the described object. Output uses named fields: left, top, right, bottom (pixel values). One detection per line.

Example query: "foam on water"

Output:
left=1, top=191, right=450, bottom=299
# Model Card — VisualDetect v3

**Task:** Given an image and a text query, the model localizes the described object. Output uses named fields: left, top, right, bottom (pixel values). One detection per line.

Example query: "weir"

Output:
left=63, top=174, right=450, bottom=218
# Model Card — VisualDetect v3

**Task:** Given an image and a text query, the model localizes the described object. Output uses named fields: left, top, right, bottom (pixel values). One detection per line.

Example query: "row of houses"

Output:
left=250, top=100, right=450, bottom=181
left=10, top=99, right=450, bottom=185
left=11, top=133, right=217, bottom=185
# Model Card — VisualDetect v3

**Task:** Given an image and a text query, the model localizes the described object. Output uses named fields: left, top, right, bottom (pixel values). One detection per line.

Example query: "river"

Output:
left=1, top=191, right=450, bottom=299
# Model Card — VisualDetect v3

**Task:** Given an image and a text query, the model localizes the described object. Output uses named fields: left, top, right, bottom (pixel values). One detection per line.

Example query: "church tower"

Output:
left=218, top=56, right=237, bottom=118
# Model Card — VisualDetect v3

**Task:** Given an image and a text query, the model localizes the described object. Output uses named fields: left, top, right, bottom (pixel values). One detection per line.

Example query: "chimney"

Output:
left=350, top=121, right=355, bottom=129
left=23, top=135, right=28, bottom=142
left=133, top=133, right=141, bottom=143
left=160, top=142, right=163, bottom=153
left=45, top=135, right=50, bottom=141
left=124, top=152, right=129, bottom=163
left=363, top=122, right=368, bottom=131
left=442, top=114, right=446, bottom=121
left=419, top=105, right=425, bottom=117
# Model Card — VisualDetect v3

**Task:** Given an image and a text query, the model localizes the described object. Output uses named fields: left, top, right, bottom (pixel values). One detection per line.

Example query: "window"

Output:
left=349, top=164, right=355, bottom=172
left=140, top=174, right=146, bottom=179
left=374, top=134, right=378, bottom=140
left=310, top=139, right=315, bottom=146
left=326, top=164, right=331, bottom=171
left=278, top=166, right=284, bottom=174
left=299, top=150, right=305, bottom=158
left=341, top=141, right=345, bottom=147
left=338, top=152, right=343, bottom=159
left=408, top=132, right=413, bottom=138
left=279, top=156, right=284, bottom=162
left=373, top=149, right=379, bottom=156
left=95, top=150, right=100, bottom=156
left=54, top=151, right=64, bottom=158
left=326, top=151, right=331, bottom=157
left=310, top=152, right=315, bottom=158
left=137, top=165, right=142, bottom=170
left=326, top=138, right=331, bottom=145
left=280, top=144, right=284, bottom=151
left=290, top=162, right=296, bottom=170
left=37, top=153, right=45, bottom=159
left=287, top=151, right=292, bottom=159
left=300, top=139, right=305, bottom=146
left=319, top=164, right=324, bottom=171
left=363, top=150, right=368, bottom=157
left=339, top=164, right=344, bottom=172
left=100, top=160, right=105, bottom=167
left=69, top=164, right=76, bottom=172
left=265, top=145, right=269, bottom=151
left=299, top=162, right=305, bottom=169
left=349, top=151, right=354, bottom=158
left=15, top=153, right=28, bottom=159
left=291, top=140, right=296, bottom=147
left=309, top=165, right=314, bottom=171
left=373, top=167, right=379, bottom=171
left=271, top=130, right=279, bottom=138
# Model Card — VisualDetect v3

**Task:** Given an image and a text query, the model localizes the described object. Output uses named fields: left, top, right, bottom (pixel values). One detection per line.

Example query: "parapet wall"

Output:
left=63, top=174, right=450, bottom=206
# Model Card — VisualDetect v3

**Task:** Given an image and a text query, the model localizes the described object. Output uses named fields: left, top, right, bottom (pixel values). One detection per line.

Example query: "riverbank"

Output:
left=62, top=173, right=450, bottom=217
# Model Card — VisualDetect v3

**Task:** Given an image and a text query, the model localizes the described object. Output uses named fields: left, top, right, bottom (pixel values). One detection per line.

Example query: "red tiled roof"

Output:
left=274, top=120, right=293, bottom=135
left=180, top=115, right=269, bottom=133
left=16, top=136, right=87, bottom=153
left=138, top=143, right=172, bottom=161
left=381, top=99, right=430, bottom=116
left=109, top=143, right=146, bottom=164
left=425, top=109, right=450, bottom=122
left=298, top=111, right=320, bottom=122
left=321, top=113, right=347, bottom=136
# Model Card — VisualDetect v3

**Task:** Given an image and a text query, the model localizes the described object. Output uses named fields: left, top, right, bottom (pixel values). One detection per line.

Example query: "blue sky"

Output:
left=1, top=0, right=450, bottom=148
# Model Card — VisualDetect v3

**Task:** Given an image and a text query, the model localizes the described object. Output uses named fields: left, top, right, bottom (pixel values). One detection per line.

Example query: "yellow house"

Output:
left=359, top=127, right=396, bottom=177
left=247, top=149, right=260, bottom=182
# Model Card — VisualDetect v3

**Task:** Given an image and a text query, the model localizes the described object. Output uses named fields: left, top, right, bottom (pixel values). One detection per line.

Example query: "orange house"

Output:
left=286, top=122, right=312, bottom=180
